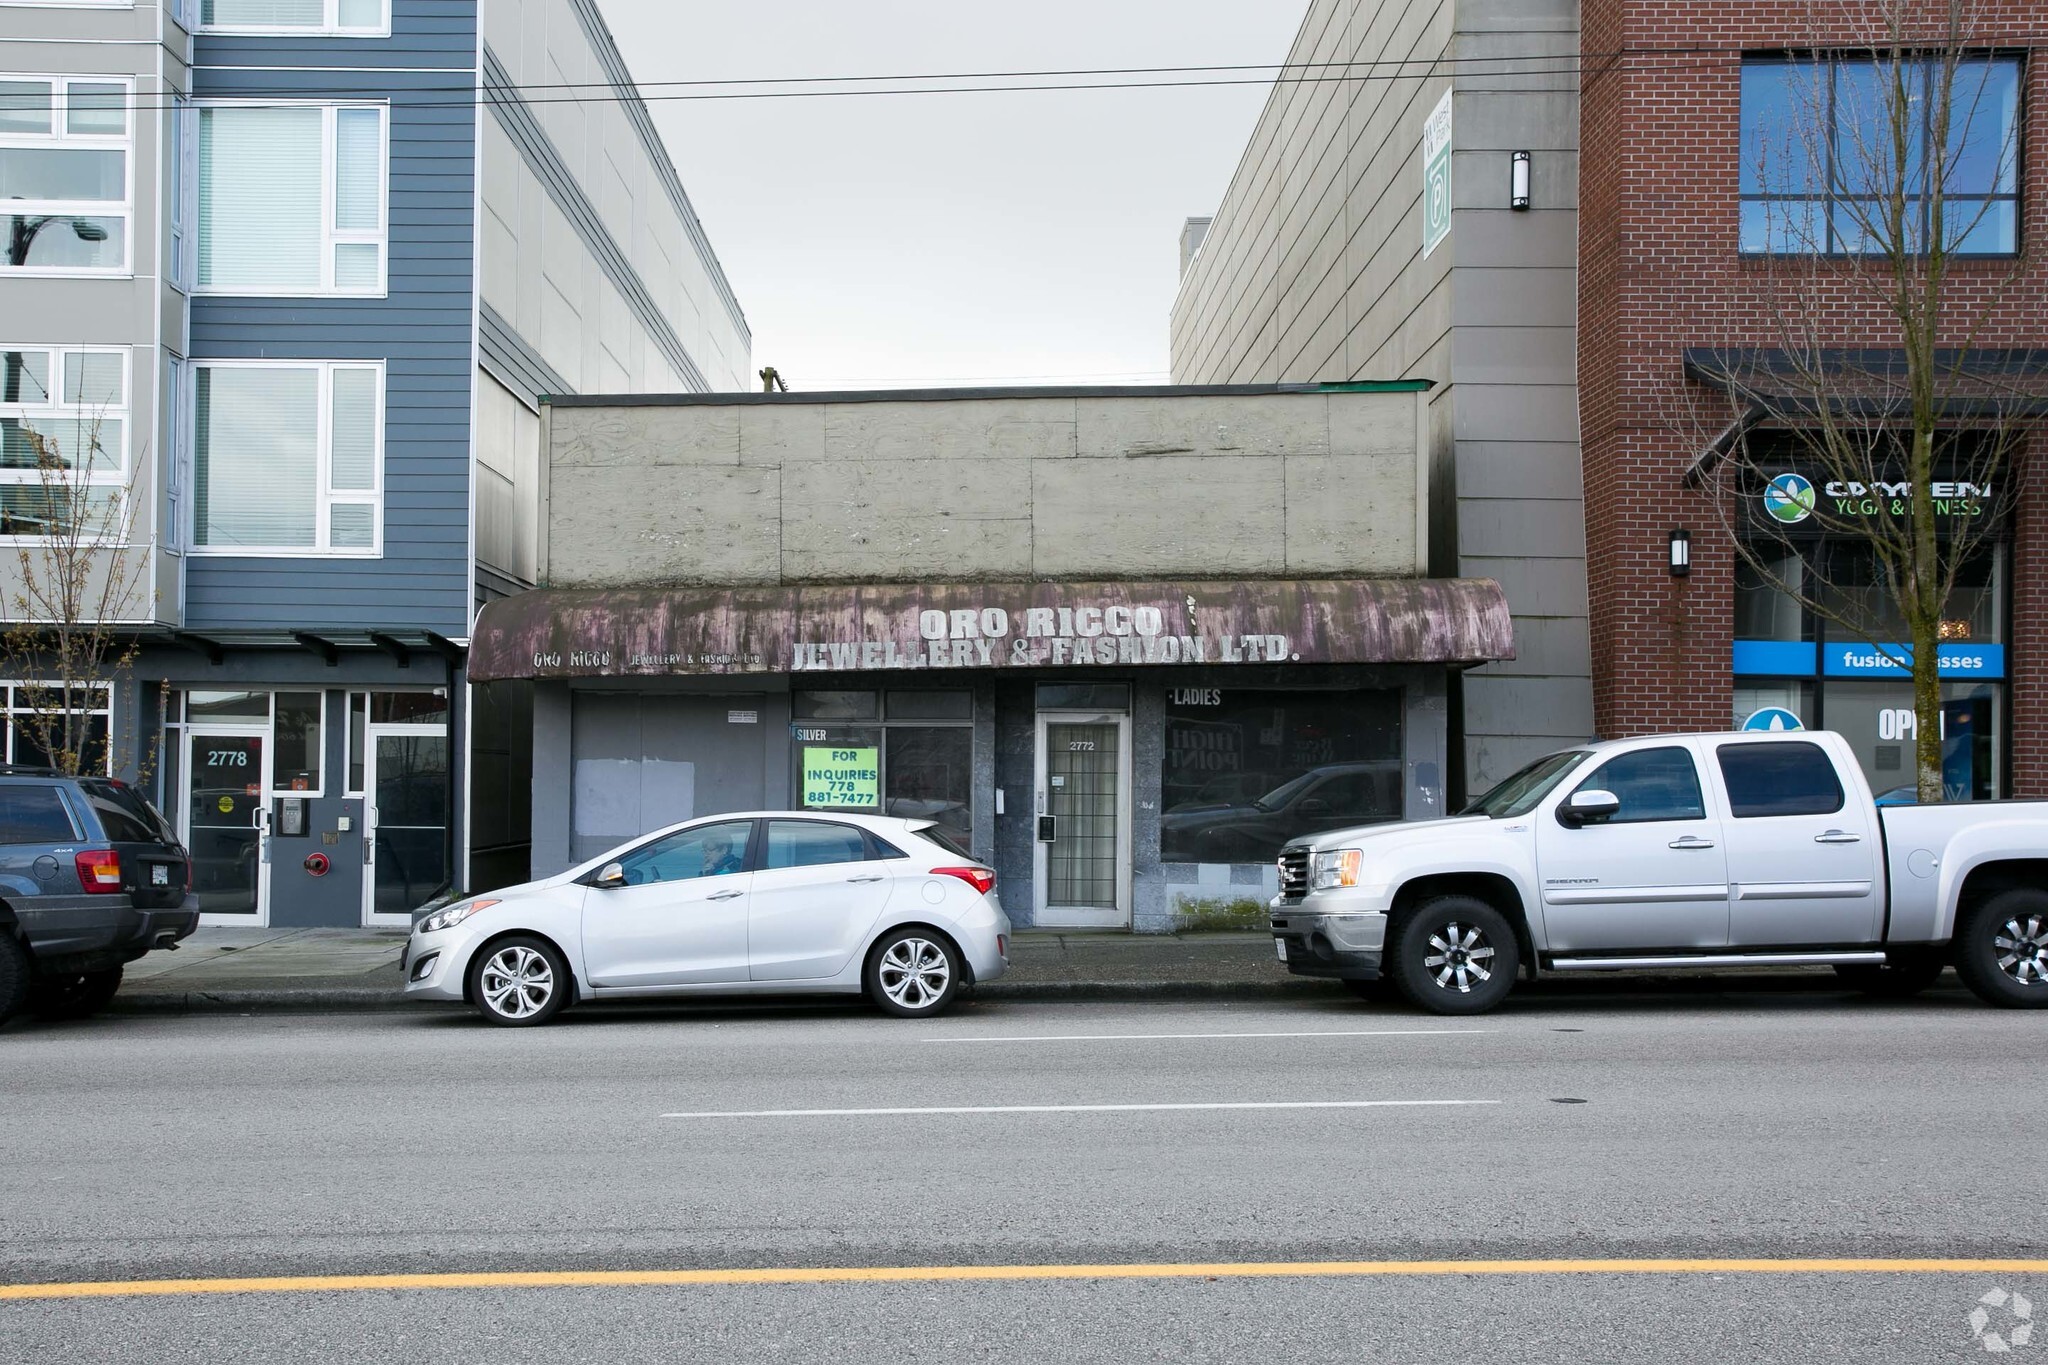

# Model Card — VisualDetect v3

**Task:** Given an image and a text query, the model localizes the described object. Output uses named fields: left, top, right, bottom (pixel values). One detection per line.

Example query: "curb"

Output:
left=104, top=978, right=1332, bottom=1015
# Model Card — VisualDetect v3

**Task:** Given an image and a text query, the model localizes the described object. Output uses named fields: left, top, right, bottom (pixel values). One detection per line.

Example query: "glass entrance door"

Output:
left=186, top=729, right=269, bottom=923
left=364, top=729, right=450, bottom=926
left=1033, top=712, right=1131, bottom=928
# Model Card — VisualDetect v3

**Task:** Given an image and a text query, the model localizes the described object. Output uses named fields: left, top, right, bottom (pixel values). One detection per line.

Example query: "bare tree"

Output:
left=1688, top=0, right=2045, bottom=802
left=0, top=399, right=151, bottom=778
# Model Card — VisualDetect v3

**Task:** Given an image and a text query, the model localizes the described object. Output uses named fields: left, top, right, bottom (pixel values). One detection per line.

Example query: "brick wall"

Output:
left=1578, top=0, right=2048, bottom=792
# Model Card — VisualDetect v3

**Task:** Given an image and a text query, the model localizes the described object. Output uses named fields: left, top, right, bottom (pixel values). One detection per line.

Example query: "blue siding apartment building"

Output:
left=0, top=0, right=748, bottom=927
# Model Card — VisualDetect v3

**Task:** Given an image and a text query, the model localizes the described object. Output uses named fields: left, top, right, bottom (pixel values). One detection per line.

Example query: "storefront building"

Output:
left=468, top=385, right=1515, bottom=929
left=1577, top=0, right=2048, bottom=800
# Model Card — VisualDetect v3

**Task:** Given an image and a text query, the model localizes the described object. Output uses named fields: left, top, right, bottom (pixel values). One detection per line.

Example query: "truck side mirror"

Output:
left=1560, top=790, right=1621, bottom=827
left=591, top=861, right=626, bottom=888
left=1297, top=798, right=1332, bottom=819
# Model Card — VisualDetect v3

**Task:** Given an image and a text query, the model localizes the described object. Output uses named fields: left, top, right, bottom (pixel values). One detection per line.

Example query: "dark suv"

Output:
left=0, top=769, right=199, bottom=1024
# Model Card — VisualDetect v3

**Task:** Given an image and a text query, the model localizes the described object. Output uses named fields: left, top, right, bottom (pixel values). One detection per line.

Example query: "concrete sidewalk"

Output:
left=104, top=927, right=1311, bottom=1013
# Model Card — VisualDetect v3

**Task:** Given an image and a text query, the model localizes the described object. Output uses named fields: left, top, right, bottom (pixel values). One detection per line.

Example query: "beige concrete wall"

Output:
left=539, top=389, right=1427, bottom=589
left=1168, top=0, right=1590, bottom=795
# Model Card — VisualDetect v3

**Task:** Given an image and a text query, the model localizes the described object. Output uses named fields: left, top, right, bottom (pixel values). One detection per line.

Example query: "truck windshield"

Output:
left=1461, top=750, right=1594, bottom=819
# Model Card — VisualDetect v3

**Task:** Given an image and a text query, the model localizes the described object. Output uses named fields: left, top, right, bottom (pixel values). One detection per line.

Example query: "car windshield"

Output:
left=1461, top=750, right=1594, bottom=819
left=1253, top=772, right=1319, bottom=811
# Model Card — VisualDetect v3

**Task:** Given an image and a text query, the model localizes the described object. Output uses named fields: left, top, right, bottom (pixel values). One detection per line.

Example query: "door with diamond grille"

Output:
left=1033, top=712, right=1131, bottom=928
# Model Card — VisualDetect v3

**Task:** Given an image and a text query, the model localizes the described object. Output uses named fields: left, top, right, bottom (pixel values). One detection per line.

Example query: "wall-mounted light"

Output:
left=1510, top=150, right=1531, bottom=211
left=1669, top=528, right=1692, bottom=578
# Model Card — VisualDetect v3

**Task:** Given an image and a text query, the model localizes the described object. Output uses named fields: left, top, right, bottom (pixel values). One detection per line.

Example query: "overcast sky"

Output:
left=597, top=1, right=1306, bottom=392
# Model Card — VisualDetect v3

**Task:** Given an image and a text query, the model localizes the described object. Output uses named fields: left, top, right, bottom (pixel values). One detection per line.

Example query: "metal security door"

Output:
left=187, top=728, right=271, bottom=926
left=363, top=728, right=450, bottom=926
left=1033, top=712, right=1132, bottom=928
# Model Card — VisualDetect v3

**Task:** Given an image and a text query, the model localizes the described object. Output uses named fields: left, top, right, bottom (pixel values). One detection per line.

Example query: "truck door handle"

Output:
left=1815, top=831, right=1862, bottom=844
left=1668, top=836, right=1716, bottom=850
left=847, top=875, right=885, bottom=883
left=707, top=889, right=745, bottom=901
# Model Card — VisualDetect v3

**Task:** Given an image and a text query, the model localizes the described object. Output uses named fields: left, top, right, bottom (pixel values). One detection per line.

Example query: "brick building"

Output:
left=1579, top=0, right=2048, bottom=799
left=1175, top=0, right=2046, bottom=803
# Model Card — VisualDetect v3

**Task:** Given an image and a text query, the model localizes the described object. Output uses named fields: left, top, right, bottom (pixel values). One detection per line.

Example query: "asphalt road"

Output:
left=2, top=981, right=2044, bottom=1362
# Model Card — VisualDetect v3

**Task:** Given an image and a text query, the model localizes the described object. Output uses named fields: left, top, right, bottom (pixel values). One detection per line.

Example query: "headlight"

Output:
left=417, top=898, right=499, bottom=934
left=1310, top=849, right=1364, bottom=891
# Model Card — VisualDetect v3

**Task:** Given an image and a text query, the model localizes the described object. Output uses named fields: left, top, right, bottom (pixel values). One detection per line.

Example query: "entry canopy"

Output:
left=468, top=578, right=1514, bottom=682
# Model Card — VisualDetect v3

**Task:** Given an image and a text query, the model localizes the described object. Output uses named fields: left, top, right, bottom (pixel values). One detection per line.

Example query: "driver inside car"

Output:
left=702, top=834, right=744, bottom=877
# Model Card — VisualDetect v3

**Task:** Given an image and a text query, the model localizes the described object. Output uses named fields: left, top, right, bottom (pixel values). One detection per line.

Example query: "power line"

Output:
left=53, top=50, right=1777, bottom=113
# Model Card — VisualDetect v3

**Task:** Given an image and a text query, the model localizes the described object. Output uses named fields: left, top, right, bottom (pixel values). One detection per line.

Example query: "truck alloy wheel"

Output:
left=469, top=936, right=569, bottom=1026
left=1954, top=889, right=2048, bottom=1010
left=1388, top=896, right=1519, bottom=1016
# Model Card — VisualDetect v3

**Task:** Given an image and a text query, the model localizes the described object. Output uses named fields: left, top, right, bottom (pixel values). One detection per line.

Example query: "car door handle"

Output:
left=1815, top=831, right=1863, bottom=844
left=847, top=875, right=886, bottom=883
left=1668, top=836, right=1717, bottom=850
left=707, top=889, right=745, bottom=901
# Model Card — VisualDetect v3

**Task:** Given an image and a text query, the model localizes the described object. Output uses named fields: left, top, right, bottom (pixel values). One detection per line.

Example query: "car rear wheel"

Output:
left=865, top=929, right=960, bottom=1018
left=1387, top=896, right=1519, bottom=1016
left=1953, top=889, right=2048, bottom=1010
left=0, top=933, right=29, bottom=1025
left=1833, top=954, right=1945, bottom=999
left=468, top=936, right=569, bottom=1027
left=29, top=967, right=123, bottom=1020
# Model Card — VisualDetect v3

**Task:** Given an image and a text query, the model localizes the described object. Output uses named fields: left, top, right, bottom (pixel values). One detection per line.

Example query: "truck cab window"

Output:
left=1717, top=742, right=1845, bottom=818
left=1571, top=747, right=1706, bottom=824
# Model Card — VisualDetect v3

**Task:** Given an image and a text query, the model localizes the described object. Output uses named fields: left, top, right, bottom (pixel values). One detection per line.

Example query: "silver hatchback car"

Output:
left=402, top=813, right=1008, bottom=1026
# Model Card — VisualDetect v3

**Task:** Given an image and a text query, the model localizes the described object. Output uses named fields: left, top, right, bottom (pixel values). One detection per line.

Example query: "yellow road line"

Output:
left=6, top=1258, right=2048, bottom=1302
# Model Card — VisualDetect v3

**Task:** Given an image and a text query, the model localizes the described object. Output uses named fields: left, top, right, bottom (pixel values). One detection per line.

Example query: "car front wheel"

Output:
left=1387, top=896, right=1519, bottom=1016
left=1953, top=889, right=2048, bottom=1010
left=0, top=932, right=29, bottom=1025
left=865, top=929, right=961, bottom=1018
left=468, top=935, right=570, bottom=1027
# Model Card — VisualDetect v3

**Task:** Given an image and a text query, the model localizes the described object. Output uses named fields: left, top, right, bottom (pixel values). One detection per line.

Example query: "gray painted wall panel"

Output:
left=186, top=1, right=479, bottom=635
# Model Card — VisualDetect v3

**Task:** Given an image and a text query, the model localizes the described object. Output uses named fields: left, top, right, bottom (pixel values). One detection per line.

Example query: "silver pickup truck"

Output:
left=1270, top=730, right=2048, bottom=1015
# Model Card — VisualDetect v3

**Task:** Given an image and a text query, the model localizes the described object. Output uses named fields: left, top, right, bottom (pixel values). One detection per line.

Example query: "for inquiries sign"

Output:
left=802, top=747, right=880, bottom=809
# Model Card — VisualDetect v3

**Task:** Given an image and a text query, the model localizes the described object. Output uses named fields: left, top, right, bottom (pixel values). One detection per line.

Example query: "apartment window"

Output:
left=0, top=347, right=128, bottom=539
left=196, top=103, right=387, bottom=294
left=192, top=361, right=383, bottom=555
left=197, top=0, right=390, bottom=35
left=0, top=75, right=132, bottom=274
left=1740, top=55, right=2021, bottom=255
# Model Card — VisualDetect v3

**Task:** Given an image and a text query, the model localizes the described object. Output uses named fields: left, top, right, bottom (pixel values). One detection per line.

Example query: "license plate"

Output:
left=150, top=864, right=170, bottom=886
left=1275, top=939, right=1288, bottom=963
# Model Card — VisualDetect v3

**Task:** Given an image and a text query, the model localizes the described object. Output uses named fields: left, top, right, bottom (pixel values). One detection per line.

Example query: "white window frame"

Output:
left=188, top=358, right=385, bottom=558
left=0, top=344, right=131, bottom=545
left=164, top=353, right=186, bottom=554
left=191, top=100, right=389, bottom=298
left=193, top=0, right=390, bottom=36
left=0, top=74, right=135, bottom=278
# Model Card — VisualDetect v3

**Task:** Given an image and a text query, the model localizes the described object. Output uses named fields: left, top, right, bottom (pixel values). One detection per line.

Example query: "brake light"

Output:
left=75, top=849, right=122, bottom=894
left=932, top=866, right=996, bottom=896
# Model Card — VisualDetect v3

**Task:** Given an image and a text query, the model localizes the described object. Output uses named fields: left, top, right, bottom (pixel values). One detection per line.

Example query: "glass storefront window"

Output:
left=1733, top=681, right=1816, bottom=731
left=794, top=690, right=976, bottom=851
left=369, top=691, right=448, bottom=726
left=1161, top=689, right=1403, bottom=863
left=1823, top=681, right=2000, bottom=803
left=272, top=691, right=321, bottom=793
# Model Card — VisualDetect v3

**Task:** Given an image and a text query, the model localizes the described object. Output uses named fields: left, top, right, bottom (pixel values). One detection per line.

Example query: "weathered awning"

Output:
left=468, top=579, right=1513, bottom=682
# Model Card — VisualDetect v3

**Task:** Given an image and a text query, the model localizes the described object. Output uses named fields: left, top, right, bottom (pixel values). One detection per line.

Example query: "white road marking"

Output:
left=661, top=1100, right=1500, bottom=1119
left=920, top=1029, right=1493, bottom=1045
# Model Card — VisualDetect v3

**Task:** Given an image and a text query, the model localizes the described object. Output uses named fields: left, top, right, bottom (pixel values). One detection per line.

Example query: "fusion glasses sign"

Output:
left=1422, top=88, right=1453, bottom=258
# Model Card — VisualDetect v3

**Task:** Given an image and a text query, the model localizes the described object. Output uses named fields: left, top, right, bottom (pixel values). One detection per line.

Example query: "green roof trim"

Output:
left=1313, top=380, right=1434, bottom=393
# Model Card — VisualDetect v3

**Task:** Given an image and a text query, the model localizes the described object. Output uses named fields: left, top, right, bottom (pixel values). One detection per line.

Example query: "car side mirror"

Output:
left=1561, top=790, right=1621, bottom=827
left=591, top=861, right=626, bottom=888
